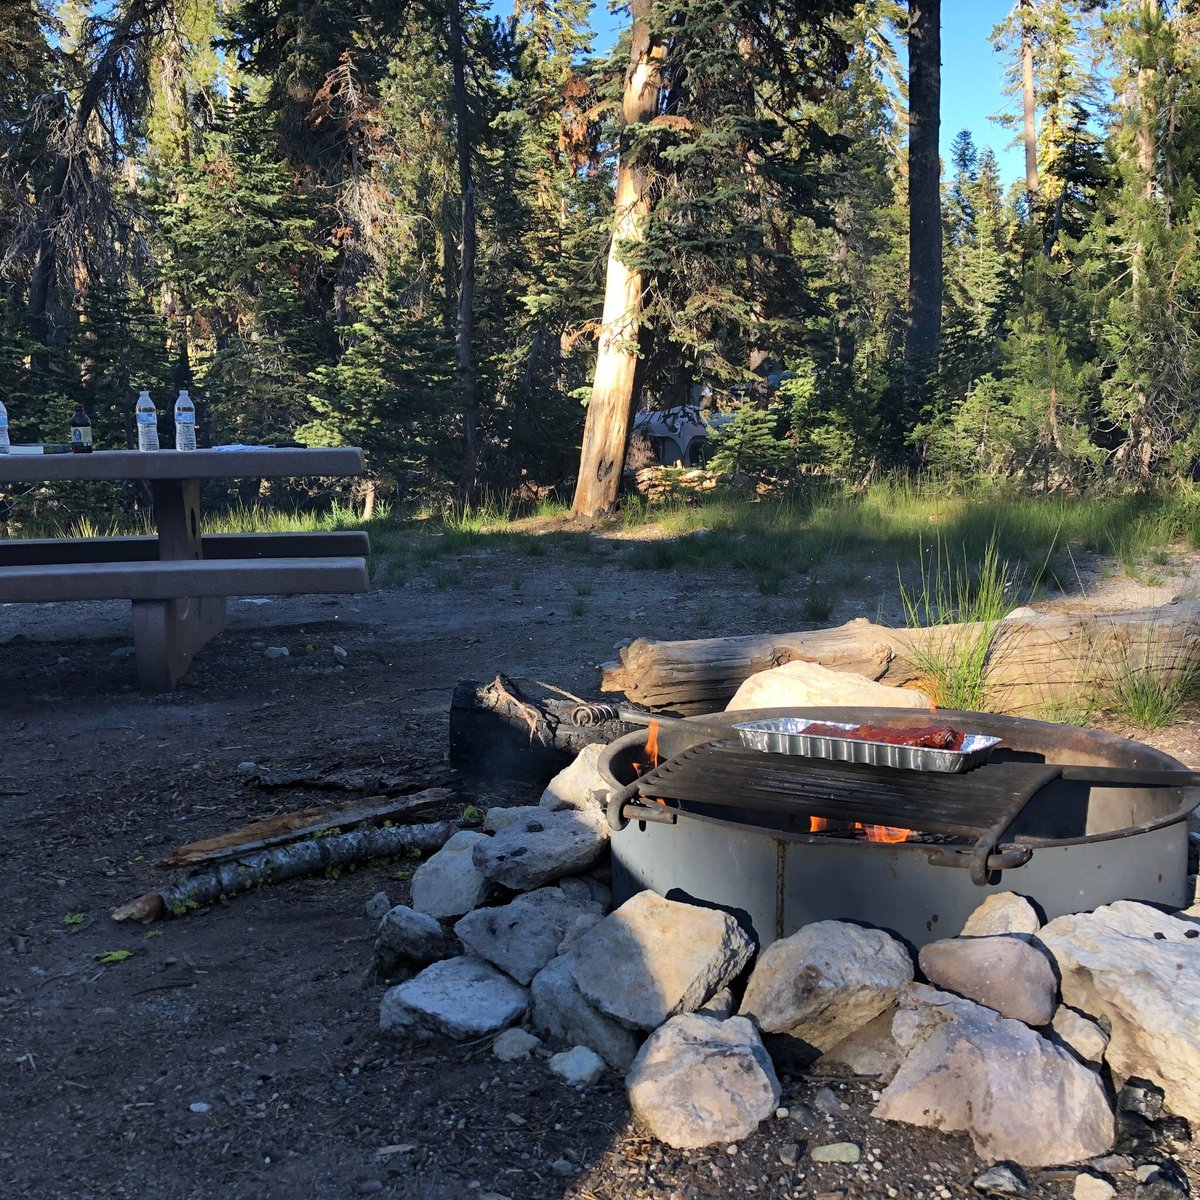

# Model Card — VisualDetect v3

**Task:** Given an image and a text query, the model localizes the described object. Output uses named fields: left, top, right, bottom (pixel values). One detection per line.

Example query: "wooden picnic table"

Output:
left=0, top=447, right=368, bottom=691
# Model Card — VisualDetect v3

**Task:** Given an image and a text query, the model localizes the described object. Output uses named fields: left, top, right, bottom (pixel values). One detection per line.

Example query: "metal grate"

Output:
left=633, top=741, right=1063, bottom=839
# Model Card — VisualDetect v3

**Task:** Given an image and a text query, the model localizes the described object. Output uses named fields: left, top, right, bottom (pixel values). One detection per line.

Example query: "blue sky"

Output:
left=942, top=0, right=1025, bottom=183
left=569, top=1, right=1027, bottom=184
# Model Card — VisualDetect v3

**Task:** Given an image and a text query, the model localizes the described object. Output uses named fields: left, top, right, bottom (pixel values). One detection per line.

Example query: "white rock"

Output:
left=374, top=905, right=459, bottom=975
left=558, top=874, right=611, bottom=910
left=739, top=920, right=913, bottom=1052
left=483, top=805, right=541, bottom=834
left=816, top=1006, right=905, bottom=1082
left=540, top=743, right=609, bottom=813
left=380, top=956, right=528, bottom=1039
left=530, top=954, right=639, bottom=1071
left=725, top=659, right=930, bottom=712
left=455, top=887, right=603, bottom=985
left=874, top=985, right=1113, bottom=1166
left=918, top=935, right=1058, bottom=1027
left=473, top=808, right=608, bottom=892
left=549, top=1046, right=606, bottom=1088
left=1051, top=1006, right=1109, bottom=1065
left=1038, top=901, right=1200, bottom=1123
left=1074, top=1175, right=1116, bottom=1200
left=567, top=891, right=754, bottom=1031
left=697, top=987, right=736, bottom=1019
left=364, top=891, right=392, bottom=921
left=626, top=1014, right=781, bottom=1149
left=557, top=912, right=603, bottom=955
left=492, top=1028, right=542, bottom=1062
left=410, top=830, right=490, bottom=920
left=961, top=893, right=1042, bottom=937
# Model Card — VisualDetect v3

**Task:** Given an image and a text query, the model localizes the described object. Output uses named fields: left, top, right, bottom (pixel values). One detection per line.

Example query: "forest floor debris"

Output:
left=2, top=530, right=1200, bottom=1198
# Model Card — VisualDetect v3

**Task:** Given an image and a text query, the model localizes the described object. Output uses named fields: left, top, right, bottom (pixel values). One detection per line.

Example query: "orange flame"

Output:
left=856, top=823, right=911, bottom=844
left=809, top=815, right=830, bottom=833
left=645, top=720, right=660, bottom=769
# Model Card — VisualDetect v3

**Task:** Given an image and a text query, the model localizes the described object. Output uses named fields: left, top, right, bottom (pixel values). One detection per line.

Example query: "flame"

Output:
left=857, top=823, right=912, bottom=844
left=645, top=720, right=660, bottom=768
left=809, top=815, right=830, bottom=833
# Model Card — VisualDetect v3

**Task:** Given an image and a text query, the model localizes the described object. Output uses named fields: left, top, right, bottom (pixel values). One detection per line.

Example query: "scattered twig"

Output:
left=157, top=787, right=454, bottom=869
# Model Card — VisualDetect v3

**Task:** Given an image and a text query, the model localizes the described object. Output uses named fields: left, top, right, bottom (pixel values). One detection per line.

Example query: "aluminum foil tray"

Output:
left=731, top=717, right=1002, bottom=773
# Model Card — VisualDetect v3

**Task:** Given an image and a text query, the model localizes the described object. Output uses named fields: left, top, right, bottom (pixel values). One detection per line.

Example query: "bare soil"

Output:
left=3, top=529, right=1198, bottom=1200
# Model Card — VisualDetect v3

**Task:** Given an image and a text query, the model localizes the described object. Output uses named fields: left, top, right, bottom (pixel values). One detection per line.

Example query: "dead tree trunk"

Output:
left=600, top=603, right=1200, bottom=716
left=570, top=0, right=665, bottom=518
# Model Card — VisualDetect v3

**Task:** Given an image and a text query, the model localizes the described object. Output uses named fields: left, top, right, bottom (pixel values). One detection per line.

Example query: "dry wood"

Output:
left=449, top=676, right=629, bottom=781
left=156, top=787, right=454, bottom=869
left=113, top=820, right=458, bottom=923
left=600, top=602, right=1200, bottom=715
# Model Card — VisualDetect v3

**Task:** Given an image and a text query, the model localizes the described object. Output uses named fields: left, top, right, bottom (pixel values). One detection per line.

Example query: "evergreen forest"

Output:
left=3, top=0, right=1199, bottom=517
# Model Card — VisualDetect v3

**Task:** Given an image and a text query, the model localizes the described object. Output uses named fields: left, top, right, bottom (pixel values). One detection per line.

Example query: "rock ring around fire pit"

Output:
left=598, top=706, right=1195, bottom=950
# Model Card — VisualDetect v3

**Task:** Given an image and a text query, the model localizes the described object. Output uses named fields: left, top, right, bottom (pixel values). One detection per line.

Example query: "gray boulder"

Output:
left=379, top=956, right=528, bottom=1039
left=1039, top=901, right=1200, bottom=1123
left=530, top=954, right=639, bottom=1071
left=455, top=887, right=603, bottom=985
left=739, top=920, right=913, bottom=1052
left=918, top=934, right=1058, bottom=1027
left=874, top=984, right=1113, bottom=1166
left=483, top=805, right=541, bottom=835
left=961, top=892, right=1041, bottom=937
left=567, top=891, right=754, bottom=1031
left=473, top=808, right=608, bottom=892
left=374, top=904, right=459, bottom=976
left=626, top=1014, right=781, bottom=1149
left=411, top=830, right=490, bottom=919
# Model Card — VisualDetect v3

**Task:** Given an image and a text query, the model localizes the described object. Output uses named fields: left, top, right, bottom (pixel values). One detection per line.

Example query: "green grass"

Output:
left=898, top=535, right=1015, bottom=710
left=1107, top=641, right=1200, bottom=729
left=797, top=587, right=835, bottom=624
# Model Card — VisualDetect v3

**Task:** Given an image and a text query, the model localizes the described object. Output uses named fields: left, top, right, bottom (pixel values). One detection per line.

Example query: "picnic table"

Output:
left=0, top=447, right=368, bottom=691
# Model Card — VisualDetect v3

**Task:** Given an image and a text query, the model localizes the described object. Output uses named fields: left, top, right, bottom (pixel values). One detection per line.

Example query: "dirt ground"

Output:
left=3, top=528, right=1199, bottom=1200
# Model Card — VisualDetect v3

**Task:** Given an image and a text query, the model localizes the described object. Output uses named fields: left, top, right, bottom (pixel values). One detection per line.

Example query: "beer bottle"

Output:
left=70, top=403, right=93, bottom=453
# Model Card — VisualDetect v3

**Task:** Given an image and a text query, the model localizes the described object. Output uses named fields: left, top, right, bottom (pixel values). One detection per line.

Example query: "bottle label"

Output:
left=136, top=412, right=156, bottom=426
left=176, top=411, right=196, bottom=424
left=0, top=415, right=8, bottom=429
left=71, top=426, right=92, bottom=447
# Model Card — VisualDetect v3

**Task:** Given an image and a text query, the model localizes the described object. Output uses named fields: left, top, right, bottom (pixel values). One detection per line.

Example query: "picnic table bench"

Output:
left=0, top=447, right=368, bottom=691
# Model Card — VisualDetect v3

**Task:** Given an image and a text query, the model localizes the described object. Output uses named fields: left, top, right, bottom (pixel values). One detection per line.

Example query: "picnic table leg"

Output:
left=131, top=479, right=226, bottom=691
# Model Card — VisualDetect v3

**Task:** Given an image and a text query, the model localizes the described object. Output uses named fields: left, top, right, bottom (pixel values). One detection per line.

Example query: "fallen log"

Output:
left=600, top=601, right=1200, bottom=715
left=113, top=820, right=458, bottom=923
left=449, top=674, right=630, bottom=782
left=157, top=787, right=454, bottom=870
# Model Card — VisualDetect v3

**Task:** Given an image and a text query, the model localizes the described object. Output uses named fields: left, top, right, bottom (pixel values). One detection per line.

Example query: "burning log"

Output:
left=600, top=602, right=1200, bottom=715
left=449, top=675, right=631, bottom=783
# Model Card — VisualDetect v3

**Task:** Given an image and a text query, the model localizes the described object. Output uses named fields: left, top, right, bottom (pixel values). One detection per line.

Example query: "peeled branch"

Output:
left=112, top=820, right=458, bottom=923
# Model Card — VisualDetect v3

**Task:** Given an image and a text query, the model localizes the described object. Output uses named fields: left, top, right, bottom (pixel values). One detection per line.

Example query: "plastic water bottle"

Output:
left=174, top=389, right=196, bottom=451
left=135, top=389, right=159, bottom=451
left=0, top=398, right=9, bottom=454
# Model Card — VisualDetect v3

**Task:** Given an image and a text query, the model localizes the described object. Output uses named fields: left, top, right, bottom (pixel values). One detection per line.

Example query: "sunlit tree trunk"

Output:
left=570, top=0, right=664, bottom=518
left=1021, top=0, right=1039, bottom=199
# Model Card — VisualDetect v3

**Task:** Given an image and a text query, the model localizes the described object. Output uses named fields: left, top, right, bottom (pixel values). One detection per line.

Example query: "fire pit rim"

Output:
left=597, top=706, right=1198, bottom=850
